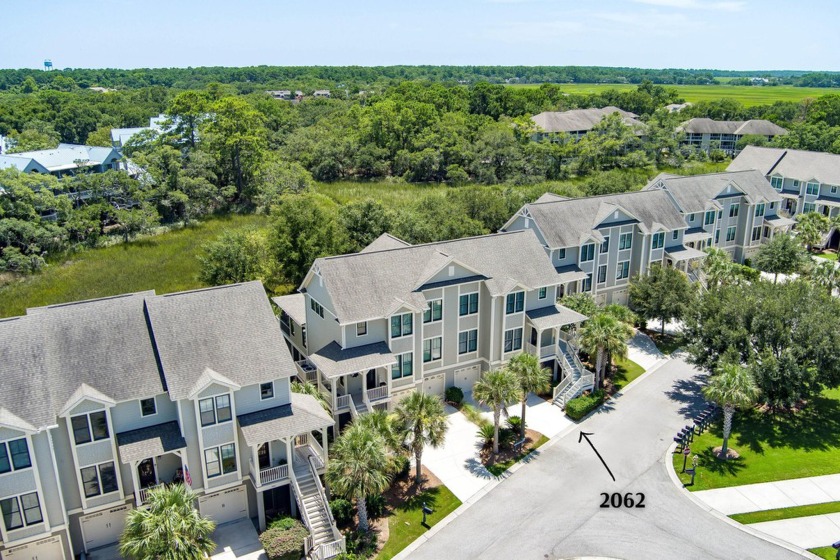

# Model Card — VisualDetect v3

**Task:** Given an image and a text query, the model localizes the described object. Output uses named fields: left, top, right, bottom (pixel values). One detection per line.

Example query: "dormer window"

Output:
left=391, top=313, right=413, bottom=338
left=71, top=411, right=109, bottom=445
left=505, top=291, right=524, bottom=314
left=0, top=438, right=31, bottom=473
left=199, top=394, right=232, bottom=427
left=770, top=176, right=783, bottom=190
left=140, top=398, right=157, bottom=417
left=652, top=232, right=665, bottom=250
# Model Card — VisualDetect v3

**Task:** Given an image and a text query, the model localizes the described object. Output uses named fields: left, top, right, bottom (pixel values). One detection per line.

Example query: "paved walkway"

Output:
left=752, top=514, right=840, bottom=550
left=627, top=330, right=667, bottom=371
left=211, top=519, right=266, bottom=560
left=695, top=474, right=840, bottom=515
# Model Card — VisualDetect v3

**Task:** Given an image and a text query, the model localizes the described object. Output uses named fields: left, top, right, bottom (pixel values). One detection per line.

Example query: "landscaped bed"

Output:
left=607, top=357, right=645, bottom=393
left=481, top=428, right=549, bottom=476
left=641, top=329, right=682, bottom=355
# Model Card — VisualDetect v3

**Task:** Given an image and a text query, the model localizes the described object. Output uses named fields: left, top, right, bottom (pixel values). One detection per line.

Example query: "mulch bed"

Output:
left=480, top=428, right=543, bottom=469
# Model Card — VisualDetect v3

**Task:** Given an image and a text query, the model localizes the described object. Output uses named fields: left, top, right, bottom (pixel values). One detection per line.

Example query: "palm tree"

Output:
left=507, top=352, right=551, bottom=440
left=578, top=313, right=632, bottom=388
left=394, top=392, right=448, bottom=484
left=703, top=247, right=735, bottom=289
left=702, top=363, right=760, bottom=459
left=326, top=422, right=391, bottom=532
left=808, top=259, right=838, bottom=295
left=120, top=484, right=216, bottom=560
left=354, top=409, right=405, bottom=476
left=472, top=369, right=521, bottom=455
left=291, top=380, right=329, bottom=411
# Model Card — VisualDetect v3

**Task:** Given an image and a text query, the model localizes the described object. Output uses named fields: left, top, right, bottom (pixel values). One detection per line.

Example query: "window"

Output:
left=832, top=186, right=838, bottom=195
left=672, top=231, right=679, bottom=240
left=804, top=202, right=816, bottom=214
left=806, top=182, right=819, bottom=196
left=729, top=204, right=739, bottom=218
left=391, top=353, right=413, bottom=380
left=718, top=210, right=723, bottom=219
left=80, top=462, right=118, bottom=498
left=580, top=243, right=595, bottom=262
left=764, top=226, right=771, bottom=238
left=688, top=213, right=696, bottom=223
left=391, top=313, right=413, bottom=338
left=600, top=237, right=609, bottom=254
left=704, top=210, right=715, bottom=225
left=1, top=493, right=43, bottom=532
left=538, top=287, right=547, bottom=299
left=356, top=322, right=367, bottom=336
left=505, top=291, right=524, bottom=314
left=503, top=328, right=523, bottom=353
left=310, top=299, right=324, bottom=319
left=199, top=394, right=232, bottom=427
left=140, top=398, right=156, bottom=417
left=726, top=226, right=737, bottom=242
left=423, top=337, right=442, bottom=362
left=205, top=443, right=237, bottom=478
left=458, top=330, right=478, bottom=354
left=597, top=265, right=607, bottom=284
left=459, top=293, right=478, bottom=316
left=793, top=180, right=800, bottom=188
left=260, top=382, right=274, bottom=400
left=0, top=439, right=30, bottom=473
left=619, top=233, right=632, bottom=250
left=755, top=203, right=766, bottom=217
left=581, top=274, right=593, bottom=293
left=715, top=229, right=720, bottom=244
left=752, top=226, right=761, bottom=242
left=770, top=202, right=775, bottom=209
left=423, top=300, right=442, bottom=323
left=770, top=176, right=783, bottom=190
left=557, top=248, right=566, bottom=260
left=652, top=232, right=665, bottom=250
left=616, top=261, right=630, bottom=280
left=71, top=411, right=109, bottom=445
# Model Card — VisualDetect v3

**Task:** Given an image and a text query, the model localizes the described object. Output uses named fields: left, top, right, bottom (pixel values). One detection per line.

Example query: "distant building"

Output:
left=0, top=144, right=123, bottom=178
left=665, top=102, right=692, bottom=113
left=313, top=90, right=331, bottom=98
left=531, top=107, right=646, bottom=142
left=89, top=86, right=115, bottom=93
left=110, top=114, right=176, bottom=148
left=266, top=90, right=292, bottom=100
left=678, top=118, right=787, bottom=155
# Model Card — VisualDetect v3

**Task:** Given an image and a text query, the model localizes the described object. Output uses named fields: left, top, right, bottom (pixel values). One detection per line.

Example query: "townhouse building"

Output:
left=531, top=107, right=645, bottom=142
left=273, top=230, right=590, bottom=423
left=0, top=282, right=338, bottom=559
left=643, top=170, right=793, bottom=263
left=0, top=144, right=124, bottom=178
left=678, top=118, right=787, bottom=155
left=502, top=190, right=693, bottom=306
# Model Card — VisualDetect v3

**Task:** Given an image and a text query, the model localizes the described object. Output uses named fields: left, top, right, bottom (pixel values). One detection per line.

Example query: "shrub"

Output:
left=329, top=498, right=355, bottom=526
left=498, top=427, right=515, bottom=447
left=565, top=390, right=607, bottom=421
left=345, top=529, right=377, bottom=557
left=334, top=554, right=363, bottom=560
left=365, top=494, right=387, bottom=519
left=506, top=415, right=524, bottom=433
left=268, top=516, right=298, bottom=531
left=393, top=454, right=411, bottom=479
left=477, top=423, right=495, bottom=445
left=445, top=386, right=464, bottom=405
left=259, top=517, right=309, bottom=560
left=461, top=403, right=489, bottom=427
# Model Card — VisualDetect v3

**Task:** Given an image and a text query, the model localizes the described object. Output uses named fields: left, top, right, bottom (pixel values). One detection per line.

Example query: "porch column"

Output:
left=177, top=451, right=187, bottom=489
left=257, top=495, right=266, bottom=531
left=251, top=445, right=260, bottom=487
left=286, top=437, right=297, bottom=517
left=320, top=428, right=328, bottom=466
left=331, top=382, right=338, bottom=421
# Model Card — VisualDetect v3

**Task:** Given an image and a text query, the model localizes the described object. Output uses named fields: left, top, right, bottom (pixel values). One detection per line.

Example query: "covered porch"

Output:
left=525, top=304, right=588, bottom=382
left=555, top=265, right=589, bottom=298
left=683, top=228, right=713, bottom=252
left=116, top=421, right=188, bottom=506
left=665, top=244, right=707, bottom=273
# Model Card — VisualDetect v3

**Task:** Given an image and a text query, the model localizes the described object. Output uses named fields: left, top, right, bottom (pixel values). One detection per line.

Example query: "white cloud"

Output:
left=631, top=0, right=745, bottom=11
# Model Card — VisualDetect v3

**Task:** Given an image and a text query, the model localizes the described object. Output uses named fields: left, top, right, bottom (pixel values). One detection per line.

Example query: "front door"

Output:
left=138, top=458, right=156, bottom=488
left=366, top=368, right=376, bottom=390
left=258, top=443, right=270, bottom=470
left=530, top=328, right=538, bottom=347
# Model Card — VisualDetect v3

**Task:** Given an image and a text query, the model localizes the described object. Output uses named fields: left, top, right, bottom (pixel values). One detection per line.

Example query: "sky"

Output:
left=2, top=0, right=839, bottom=71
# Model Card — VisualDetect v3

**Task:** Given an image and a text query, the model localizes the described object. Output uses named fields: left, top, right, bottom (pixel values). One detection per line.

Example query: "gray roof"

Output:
left=116, top=421, right=187, bottom=464
left=728, top=146, right=840, bottom=186
left=0, top=144, right=120, bottom=172
left=237, top=393, right=334, bottom=446
left=360, top=233, right=412, bottom=253
left=272, top=293, right=307, bottom=326
left=146, top=281, right=294, bottom=401
left=310, top=230, right=563, bottom=324
left=684, top=228, right=713, bottom=243
left=680, top=118, right=787, bottom=136
left=643, top=170, right=781, bottom=214
left=765, top=215, right=796, bottom=228
left=526, top=304, right=588, bottom=331
left=532, top=107, right=643, bottom=134
left=515, top=190, right=686, bottom=249
left=665, top=245, right=707, bottom=262
left=555, top=265, right=589, bottom=284
left=309, top=342, right=396, bottom=379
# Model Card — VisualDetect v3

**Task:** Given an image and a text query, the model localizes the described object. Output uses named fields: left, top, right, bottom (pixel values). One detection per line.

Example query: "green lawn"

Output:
left=731, top=502, right=840, bottom=525
left=376, top=484, right=461, bottom=560
left=505, top=83, right=839, bottom=106
left=0, top=213, right=270, bottom=318
left=610, top=357, right=645, bottom=392
left=674, top=388, right=840, bottom=491
left=809, top=547, right=838, bottom=559
left=486, top=434, right=550, bottom=476
left=815, top=251, right=839, bottom=262
left=645, top=331, right=682, bottom=355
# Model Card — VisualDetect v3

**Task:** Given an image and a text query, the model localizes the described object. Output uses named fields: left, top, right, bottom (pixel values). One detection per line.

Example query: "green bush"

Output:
left=259, top=517, right=309, bottom=560
left=445, top=386, right=464, bottom=405
left=329, top=498, right=355, bottom=526
left=267, top=516, right=298, bottom=530
left=565, top=390, right=606, bottom=421
left=345, top=529, right=377, bottom=557
left=506, top=415, right=524, bottom=433
left=393, top=454, right=411, bottom=479
left=365, top=494, right=387, bottom=519
left=477, top=423, right=495, bottom=445
left=334, top=553, right=363, bottom=560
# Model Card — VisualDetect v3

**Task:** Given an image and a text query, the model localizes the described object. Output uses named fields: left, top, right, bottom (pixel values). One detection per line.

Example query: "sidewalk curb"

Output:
left=663, top=442, right=822, bottom=559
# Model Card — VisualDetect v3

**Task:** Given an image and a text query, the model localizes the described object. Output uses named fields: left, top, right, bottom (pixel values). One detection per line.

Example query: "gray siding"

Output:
left=179, top=400, right=203, bottom=491
left=111, top=394, right=178, bottom=434
left=31, top=432, right=65, bottom=527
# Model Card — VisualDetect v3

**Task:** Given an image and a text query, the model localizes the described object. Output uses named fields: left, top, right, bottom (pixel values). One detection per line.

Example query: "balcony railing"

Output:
left=525, top=341, right=557, bottom=359
left=336, top=394, right=351, bottom=411
left=260, top=463, right=289, bottom=485
left=365, top=385, right=389, bottom=403
left=138, top=483, right=162, bottom=505
left=295, top=359, right=318, bottom=383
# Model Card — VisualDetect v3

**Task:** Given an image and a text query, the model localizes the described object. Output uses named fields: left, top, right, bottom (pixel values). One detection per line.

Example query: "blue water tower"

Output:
left=44, top=59, right=53, bottom=71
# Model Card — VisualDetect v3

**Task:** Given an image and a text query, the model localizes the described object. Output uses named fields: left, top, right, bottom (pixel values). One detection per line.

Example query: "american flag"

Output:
left=184, top=465, right=192, bottom=487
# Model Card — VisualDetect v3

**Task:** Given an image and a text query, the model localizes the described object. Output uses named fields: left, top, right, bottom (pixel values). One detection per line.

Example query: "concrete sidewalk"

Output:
left=751, top=513, right=840, bottom=550
left=694, top=474, right=840, bottom=515
left=626, top=330, right=667, bottom=371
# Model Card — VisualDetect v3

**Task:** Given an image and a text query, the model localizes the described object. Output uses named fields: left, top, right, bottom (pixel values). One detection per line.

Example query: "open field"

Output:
left=506, top=83, right=838, bottom=106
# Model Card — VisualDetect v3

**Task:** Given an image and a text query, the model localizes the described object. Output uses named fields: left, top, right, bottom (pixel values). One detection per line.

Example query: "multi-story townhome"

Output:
left=0, top=281, right=340, bottom=559
left=643, top=170, right=793, bottom=263
left=531, top=107, right=645, bottom=142
left=678, top=118, right=787, bottom=155
left=0, top=144, right=124, bottom=177
left=502, top=190, right=690, bottom=306
left=273, top=230, right=590, bottom=420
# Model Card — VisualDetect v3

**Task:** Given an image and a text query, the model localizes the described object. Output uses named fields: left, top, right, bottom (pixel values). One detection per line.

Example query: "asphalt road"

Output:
left=406, top=356, right=807, bottom=560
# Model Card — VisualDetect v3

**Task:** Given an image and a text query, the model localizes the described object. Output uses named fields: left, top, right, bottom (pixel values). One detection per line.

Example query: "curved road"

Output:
left=405, top=357, right=807, bottom=560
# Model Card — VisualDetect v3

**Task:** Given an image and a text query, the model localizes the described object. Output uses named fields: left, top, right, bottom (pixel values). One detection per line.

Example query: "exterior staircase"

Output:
left=291, top=450, right=345, bottom=559
left=552, top=339, right=595, bottom=409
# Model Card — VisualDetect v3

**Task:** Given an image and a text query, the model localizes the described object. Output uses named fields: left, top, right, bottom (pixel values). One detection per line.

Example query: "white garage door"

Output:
left=611, top=289, right=628, bottom=306
left=454, top=365, right=481, bottom=392
left=423, top=375, right=444, bottom=396
left=2, top=534, right=64, bottom=560
left=199, top=485, right=248, bottom=525
left=81, top=504, right=131, bottom=552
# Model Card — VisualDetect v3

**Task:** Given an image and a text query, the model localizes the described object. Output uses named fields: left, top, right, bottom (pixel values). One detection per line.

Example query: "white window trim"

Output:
left=80, top=460, right=120, bottom=499
left=139, top=397, right=157, bottom=417
left=0, top=438, right=32, bottom=477
left=0, top=491, right=44, bottom=535
left=198, top=393, right=233, bottom=427
left=423, top=336, right=442, bottom=363
left=356, top=321, right=368, bottom=337
left=423, top=299, right=443, bottom=323
left=537, top=286, right=548, bottom=299
left=503, top=327, right=524, bottom=354
left=260, top=381, right=275, bottom=401
left=70, top=410, right=111, bottom=447
left=203, top=442, right=238, bottom=479
left=457, top=329, right=478, bottom=355
left=391, top=312, right=414, bottom=338
left=504, top=291, right=525, bottom=315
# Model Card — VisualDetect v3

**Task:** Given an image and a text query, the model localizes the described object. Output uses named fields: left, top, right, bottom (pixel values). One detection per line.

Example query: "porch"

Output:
left=664, top=244, right=707, bottom=273
left=115, top=421, right=189, bottom=506
left=524, top=303, right=588, bottom=379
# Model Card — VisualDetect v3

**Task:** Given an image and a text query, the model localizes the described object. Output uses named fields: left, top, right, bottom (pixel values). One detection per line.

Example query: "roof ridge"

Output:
left=156, top=281, right=261, bottom=298
left=528, top=189, right=658, bottom=206
left=27, top=291, right=153, bottom=313
left=319, top=230, right=526, bottom=261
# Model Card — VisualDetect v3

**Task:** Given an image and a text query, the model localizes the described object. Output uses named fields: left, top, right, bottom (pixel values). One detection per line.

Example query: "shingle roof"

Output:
left=680, top=118, right=787, bottom=136
left=728, top=146, right=840, bottom=186
left=145, top=281, right=294, bottom=401
left=272, top=293, right=307, bottom=326
left=532, top=107, right=643, bottom=134
left=526, top=304, right=588, bottom=331
left=237, top=393, right=334, bottom=446
left=360, top=233, right=411, bottom=253
left=643, top=170, right=781, bottom=214
left=310, top=230, right=562, bottom=324
left=665, top=245, right=707, bottom=262
left=0, top=144, right=120, bottom=172
left=116, top=421, right=187, bottom=464
left=309, top=342, right=396, bottom=379
left=516, top=190, right=686, bottom=249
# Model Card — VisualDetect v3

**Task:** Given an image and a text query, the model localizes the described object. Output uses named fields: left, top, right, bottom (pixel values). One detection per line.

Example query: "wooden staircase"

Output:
left=291, top=450, right=344, bottom=559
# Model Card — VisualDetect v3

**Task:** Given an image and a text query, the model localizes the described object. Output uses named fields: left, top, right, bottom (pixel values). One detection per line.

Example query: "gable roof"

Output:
left=728, top=146, right=840, bottom=186
left=531, top=107, right=643, bottom=134
left=643, top=170, right=782, bottom=214
left=510, top=190, right=686, bottom=249
left=0, top=144, right=121, bottom=173
left=360, top=233, right=412, bottom=254
left=307, top=230, right=560, bottom=324
left=680, top=118, right=787, bottom=136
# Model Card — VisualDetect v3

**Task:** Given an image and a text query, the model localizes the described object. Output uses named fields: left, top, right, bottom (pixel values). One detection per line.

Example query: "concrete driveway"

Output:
left=465, top=392, right=574, bottom=439
left=211, top=519, right=266, bottom=560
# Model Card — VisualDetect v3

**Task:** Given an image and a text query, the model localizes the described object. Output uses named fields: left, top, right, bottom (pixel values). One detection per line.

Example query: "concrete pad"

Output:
left=751, top=513, right=840, bottom=550
left=810, top=474, right=840, bottom=502
left=694, top=487, right=764, bottom=515
left=211, top=518, right=266, bottom=560
left=694, top=474, right=840, bottom=515
left=775, top=477, right=835, bottom=506
left=86, top=544, right=122, bottom=560
left=626, top=331, right=665, bottom=370
left=737, top=482, right=803, bottom=512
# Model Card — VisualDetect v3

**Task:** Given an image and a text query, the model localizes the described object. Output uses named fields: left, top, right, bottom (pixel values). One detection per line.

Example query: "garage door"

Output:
left=199, top=485, right=248, bottom=525
left=423, top=375, right=444, bottom=396
left=611, top=290, right=628, bottom=306
left=81, top=504, right=131, bottom=552
left=453, top=365, right=481, bottom=392
left=2, top=534, right=64, bottom=560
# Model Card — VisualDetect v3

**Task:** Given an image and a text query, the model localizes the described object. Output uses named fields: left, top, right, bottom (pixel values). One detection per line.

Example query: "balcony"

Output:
left=365, top=385, right=389, bottom=404
left=524, top=341, right=557, bottom=360
left=138, top=483, right=163, bottom=505
left=295, top=358, right=318, bottom=384
left=258, top=463, right=289, bottom=485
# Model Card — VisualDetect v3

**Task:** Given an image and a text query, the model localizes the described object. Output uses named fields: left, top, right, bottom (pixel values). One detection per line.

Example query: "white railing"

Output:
left=259, top=464, right=289, bottom=485
left=312, top=538, right=347, bottom=560
left=307, top=456, right=346, bottom=559
left=336, top=394, right=351, bottom=412
left=295, top=434, right=325, bottom=469
left=366, top=385, right=389, bottom=402
left=295, top=359, right=318, bottom=383
left=553, top=375, right=574, bottom=401
left=346, top=394, right=358, bottom=419
left=138, top=483, right=162, bottom=505
left=291, top=474, right=314, bottom=536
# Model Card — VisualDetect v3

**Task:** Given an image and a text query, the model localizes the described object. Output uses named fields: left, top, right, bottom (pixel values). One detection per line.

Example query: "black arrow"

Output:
left=579, top=431, right=616, bottom=482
